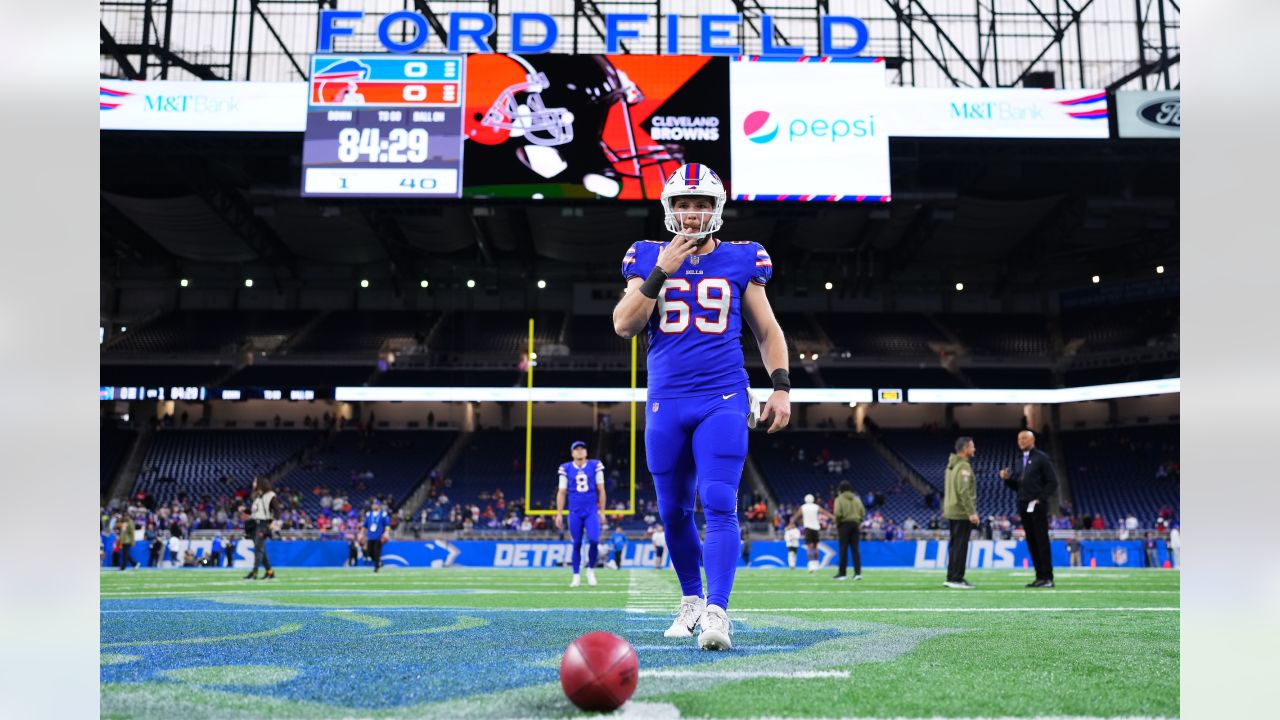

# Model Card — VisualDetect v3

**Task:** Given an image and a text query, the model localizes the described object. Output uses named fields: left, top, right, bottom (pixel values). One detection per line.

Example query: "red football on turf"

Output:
left=559, top=631, right=640, bottom=712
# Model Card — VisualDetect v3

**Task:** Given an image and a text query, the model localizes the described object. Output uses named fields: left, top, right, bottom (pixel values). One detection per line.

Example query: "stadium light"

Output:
left=799, top=353, right=807, bottom=360
left=537, top=279, right=547, bottom=289
left=360, top=279, right=370, bottom=288
left=1091, top=275, right=1100, bottom=284
left=812, top=353, right=820, bottom=360
left=179, top=278, right=189, bottom=288
left=530, top=352, right=538, bottom=360
left=955, top=282, right=964, bottom=291
left=420, top=280, right=429, bottom=288
left=120, top=326, right=127, bottom=333
left=1156, top=265, right=1165, bottom=274
left=848, top=402, right=858, bottom=408
left=244, top=278, right=254, bottom=288
left=467, top=279, right=476, bottom=288
left=824, top=282, right=833, bottom=291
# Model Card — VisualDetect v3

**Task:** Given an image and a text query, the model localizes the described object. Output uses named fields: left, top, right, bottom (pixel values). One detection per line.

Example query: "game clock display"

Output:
left=302, top=55, right=465, bottom=197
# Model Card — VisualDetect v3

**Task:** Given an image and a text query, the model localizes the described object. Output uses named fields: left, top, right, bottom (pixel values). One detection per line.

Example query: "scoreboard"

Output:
left=301, top=55, right=465, bottom=197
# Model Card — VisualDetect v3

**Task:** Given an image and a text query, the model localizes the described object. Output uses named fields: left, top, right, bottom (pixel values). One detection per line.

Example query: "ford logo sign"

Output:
left=1138, top=99, right=1179, bottom=128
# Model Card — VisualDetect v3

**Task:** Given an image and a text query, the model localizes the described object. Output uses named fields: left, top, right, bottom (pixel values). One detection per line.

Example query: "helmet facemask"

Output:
left=662, top=193, right=724, bottom=240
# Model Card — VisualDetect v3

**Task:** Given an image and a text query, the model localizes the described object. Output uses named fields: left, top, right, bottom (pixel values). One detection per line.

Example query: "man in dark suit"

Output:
left=999, top=430, right=1060, bottom=588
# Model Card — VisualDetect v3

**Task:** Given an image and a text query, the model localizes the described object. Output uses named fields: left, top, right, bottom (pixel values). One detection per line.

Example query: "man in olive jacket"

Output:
left=833, top=481, right=866, bottom=580
left=943, top=437, right=980, bottom=588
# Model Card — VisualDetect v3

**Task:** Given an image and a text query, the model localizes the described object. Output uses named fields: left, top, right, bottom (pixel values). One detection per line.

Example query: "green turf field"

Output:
left=100, top=567, right=1179, bottom=719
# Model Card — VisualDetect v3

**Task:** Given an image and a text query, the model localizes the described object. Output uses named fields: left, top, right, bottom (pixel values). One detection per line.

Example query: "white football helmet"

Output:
left=660, top=163, right=726, bottom=239
left=472, top=54, right=574, bottom=148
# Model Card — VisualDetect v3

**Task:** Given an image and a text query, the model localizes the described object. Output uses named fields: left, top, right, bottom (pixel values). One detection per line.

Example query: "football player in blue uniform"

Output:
left=555, top=440, right=606, bottom=587
left=612, top=163, right=792, bottom=650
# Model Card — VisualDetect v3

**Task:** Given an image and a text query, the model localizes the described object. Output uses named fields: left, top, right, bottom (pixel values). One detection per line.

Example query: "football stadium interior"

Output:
left=100, top=2, right=1179, bottom=718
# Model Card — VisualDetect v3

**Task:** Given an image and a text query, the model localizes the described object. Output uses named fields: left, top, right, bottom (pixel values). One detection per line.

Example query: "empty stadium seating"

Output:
left=431, top=311, right=563, bottom=355
left=1059, top=425, right=1179, bottom=525
left=131, top=430, right=318, bottom=506
left=106, top=311, right=314, bottom=354
left=941, top=314, right=1051, bottom=357
left=289, top=311, right=439, bottom=353
left=279, top=430, right=456, bottom=516
left=877, top=429, right=1027, bottom=517
left=750, top=432, right=930, bottom=524
left=818, top=313, right=945, bottom=357
left=101, top=424, right=136, bottom=497
left=1061, top=301, right=1178, bottom=353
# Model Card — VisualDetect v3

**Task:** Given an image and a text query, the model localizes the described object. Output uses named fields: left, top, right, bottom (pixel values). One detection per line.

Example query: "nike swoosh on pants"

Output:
left=722, top=393, right=737, bottom=400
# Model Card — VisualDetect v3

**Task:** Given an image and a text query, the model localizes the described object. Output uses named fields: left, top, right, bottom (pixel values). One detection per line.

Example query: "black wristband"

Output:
left=770, top=368, right=791, bottom=393
left=638, top=266, right=669, bottom=299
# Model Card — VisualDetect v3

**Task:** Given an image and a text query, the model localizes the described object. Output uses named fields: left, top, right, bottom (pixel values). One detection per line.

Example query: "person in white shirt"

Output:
left=244, top=476, right=280, bottom=580
left=783, top=521, right=802, bottom=570
left=790, top=494, right=835, bottom=573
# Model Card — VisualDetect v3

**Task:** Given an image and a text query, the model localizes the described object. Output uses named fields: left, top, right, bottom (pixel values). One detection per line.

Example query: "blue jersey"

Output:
left=610, top=530, right=627, bottom=552
left=363, top=509, right=390, bottom=540
left=559, top=459, right=605, bottom=512
left=621, top=239, right=773, bottom=398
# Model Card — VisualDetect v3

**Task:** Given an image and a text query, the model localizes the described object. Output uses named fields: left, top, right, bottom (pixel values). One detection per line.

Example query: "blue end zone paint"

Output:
left=101, top=598, right=857, bottom=710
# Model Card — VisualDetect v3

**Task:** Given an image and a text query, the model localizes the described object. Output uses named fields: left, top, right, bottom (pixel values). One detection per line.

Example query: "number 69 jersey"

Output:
left=622, top=239, right=773, bottom=399
left=558, top=459, right=605, bottom=512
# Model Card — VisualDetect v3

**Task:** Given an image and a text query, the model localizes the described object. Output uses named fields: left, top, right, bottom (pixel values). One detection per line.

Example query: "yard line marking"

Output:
left=630, top=645, right=798, bottom=651
left=640, top=670, right=850, bottom=679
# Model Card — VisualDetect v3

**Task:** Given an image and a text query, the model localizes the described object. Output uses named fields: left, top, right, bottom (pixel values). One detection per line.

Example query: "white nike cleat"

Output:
left=570, top=574, right=580, bottom=588
left=586, top=569, right=597, bottom=586
left=663, top=595, right=706, bottom=638
left=698, top=604, right=733, bottom=650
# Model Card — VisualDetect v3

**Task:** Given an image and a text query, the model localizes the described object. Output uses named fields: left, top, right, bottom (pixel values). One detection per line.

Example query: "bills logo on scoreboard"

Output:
left=308, top=56, right=460, bottom=108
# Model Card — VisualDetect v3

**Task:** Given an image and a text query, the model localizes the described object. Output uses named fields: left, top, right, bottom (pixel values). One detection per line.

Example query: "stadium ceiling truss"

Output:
left=100, top=0, right=1178, bottom=91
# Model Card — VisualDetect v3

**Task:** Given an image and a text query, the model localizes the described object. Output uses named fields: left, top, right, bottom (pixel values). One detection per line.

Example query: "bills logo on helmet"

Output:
left=743, top=111, right=780, bottom=144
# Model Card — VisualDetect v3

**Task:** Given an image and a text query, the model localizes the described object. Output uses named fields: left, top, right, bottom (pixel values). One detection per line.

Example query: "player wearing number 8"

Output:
left=556, top=441, right=607, bottom=588
left=612, top=163, right=792, bottom=650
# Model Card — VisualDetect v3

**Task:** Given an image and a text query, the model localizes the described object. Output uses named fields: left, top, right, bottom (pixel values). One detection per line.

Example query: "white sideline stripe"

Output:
left=100, top=606, right=1179, bottom=614
left=100, top=588, right=1178, bottom=598
left=732, top=607, right=1179, bottom=613
left=640, top=670, right=850, bottom=679
left=660, top=716, right=1171, bottom=720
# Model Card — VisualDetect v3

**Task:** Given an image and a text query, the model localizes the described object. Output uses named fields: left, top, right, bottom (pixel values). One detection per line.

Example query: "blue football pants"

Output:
left=568, top=509, right=600, bottom=574
left=645, top=390, right=749, bottom=609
